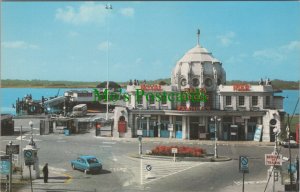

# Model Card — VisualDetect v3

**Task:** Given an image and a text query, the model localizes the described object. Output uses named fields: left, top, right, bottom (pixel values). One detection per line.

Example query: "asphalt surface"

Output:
left=0, top=124, right=299, bottom=192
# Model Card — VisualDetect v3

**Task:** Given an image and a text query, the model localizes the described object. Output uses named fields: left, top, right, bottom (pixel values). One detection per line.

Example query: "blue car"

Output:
left=71, top=155, right=102, bottom=174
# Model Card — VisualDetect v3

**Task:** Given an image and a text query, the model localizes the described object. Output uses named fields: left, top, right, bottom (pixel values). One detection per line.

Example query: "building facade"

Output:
left=113, top=31, right=285, bottom=142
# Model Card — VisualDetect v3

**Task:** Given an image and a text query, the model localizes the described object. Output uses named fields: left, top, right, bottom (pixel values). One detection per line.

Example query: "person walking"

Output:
left=42, top=163, right=49, bottom=183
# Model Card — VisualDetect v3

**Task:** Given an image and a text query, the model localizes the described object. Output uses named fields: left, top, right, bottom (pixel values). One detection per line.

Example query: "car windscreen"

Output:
left=87, top=158, right=99, bottom=164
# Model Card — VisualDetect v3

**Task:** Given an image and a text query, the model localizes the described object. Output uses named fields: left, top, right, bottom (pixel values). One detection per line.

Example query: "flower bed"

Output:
left=151, top=145, right=206, bottom=157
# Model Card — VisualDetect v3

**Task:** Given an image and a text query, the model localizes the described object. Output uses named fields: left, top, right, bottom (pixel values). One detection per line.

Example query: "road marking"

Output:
left=102, top=141, right=116, bottom=145
left=101, top=145, right=112, bottom=148
left=141, top=158, right=205, bottom=185
left=234, top=180, right=267, bottom=185
left=16, top=136, right=26, bottom=140
left=63, top=173, right=73, bottom=184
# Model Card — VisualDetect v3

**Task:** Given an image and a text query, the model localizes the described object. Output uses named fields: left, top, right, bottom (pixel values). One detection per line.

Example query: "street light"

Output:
left=136, top=104, right=144, bottom=155
left=211, top=116, right=221, bottom=159
left=105, top=3, right=112, bottom=120
left=29, top=120, right=33, bottom=137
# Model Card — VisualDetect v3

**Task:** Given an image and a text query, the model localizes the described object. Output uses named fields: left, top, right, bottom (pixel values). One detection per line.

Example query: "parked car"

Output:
left=280, top=139, right=298, bottom=148
left=71, top=155, right=102, bottom=174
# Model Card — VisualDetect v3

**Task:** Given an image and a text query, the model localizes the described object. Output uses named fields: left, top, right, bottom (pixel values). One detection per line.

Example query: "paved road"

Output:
left=1, top=128, right=298, bottom=192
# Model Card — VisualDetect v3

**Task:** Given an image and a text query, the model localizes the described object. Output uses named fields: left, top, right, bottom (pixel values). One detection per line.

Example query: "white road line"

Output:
left=102, top=141, right=116, bottom=145
left=141, top=158, right=205, bottom=185
left=143, top=162, right=205, bottom=185
left=233, top=180, right=267, bottom=185
left=16, top=136, right=26, bottom=140
left=101, top=145, right=112, bottom=148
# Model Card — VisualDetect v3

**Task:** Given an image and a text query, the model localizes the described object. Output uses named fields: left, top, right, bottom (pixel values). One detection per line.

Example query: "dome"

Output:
left=178, top=45, right=220, bottom=63
left=171, top=30, right=226, bottom=91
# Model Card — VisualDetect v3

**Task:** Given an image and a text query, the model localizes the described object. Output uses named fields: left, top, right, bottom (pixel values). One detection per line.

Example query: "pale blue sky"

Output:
left=1, top=1, right=300, bottom=82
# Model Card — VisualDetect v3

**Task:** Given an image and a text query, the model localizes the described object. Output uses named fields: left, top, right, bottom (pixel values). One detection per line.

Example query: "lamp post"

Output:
left=27, top=121, right=40, bottom=178
left=105, top=3, right=112, bottom=121
left=211, top=116, right=221, bottom=159
left=29, top=120, right=33, bottom=137
left=137, top=104, right=144, bottom=155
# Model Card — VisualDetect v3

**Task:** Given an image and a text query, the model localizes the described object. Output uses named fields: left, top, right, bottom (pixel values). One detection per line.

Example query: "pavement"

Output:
left=2, top=166, right=71, bottom=192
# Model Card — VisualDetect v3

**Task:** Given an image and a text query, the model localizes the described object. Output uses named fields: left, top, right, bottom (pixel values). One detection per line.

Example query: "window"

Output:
left=252, top=96, right=258, bottom=106
left=192, top=78, right=199, bottom=87
left=181, top=78, right=187, bottom=86
left=266, top=96, right=270, bottom=106
left=238, top=96, right=245, bottom=106
left=161, top=95, right=167, bottom=105
left=137, top=95, right=143, bottom=105
left=225, top=96, right=231, bottom=106
left=149, top=94, right=155, bottom=105
left=205, top=78, right=212, bottom=87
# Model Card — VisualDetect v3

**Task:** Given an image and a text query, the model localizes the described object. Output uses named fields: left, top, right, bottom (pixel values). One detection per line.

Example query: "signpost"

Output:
left=171, top=148, right=178, bottom=162
left=145, top=164, right=155, bottom=179
left=24, top=149, right=34, bottom=192
left=137, top=130, right=143, bottom=155
left=5, top=141, right=18, bottom=192
left=239, top=156, right=249, bottom=192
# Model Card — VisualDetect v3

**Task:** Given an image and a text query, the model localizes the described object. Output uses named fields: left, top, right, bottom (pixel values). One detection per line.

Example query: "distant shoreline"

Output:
left=1, top=79, right=299, bottom=90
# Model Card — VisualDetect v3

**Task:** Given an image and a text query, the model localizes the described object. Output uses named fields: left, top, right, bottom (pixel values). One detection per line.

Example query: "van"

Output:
left=72, top=104, right=87, bottom=117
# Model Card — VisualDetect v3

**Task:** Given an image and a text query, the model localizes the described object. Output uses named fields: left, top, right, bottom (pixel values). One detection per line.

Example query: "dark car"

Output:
left=71, top=155, right=102, bottom=174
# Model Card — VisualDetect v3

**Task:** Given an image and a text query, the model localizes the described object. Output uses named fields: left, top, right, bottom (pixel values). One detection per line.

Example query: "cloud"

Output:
left=217, top=32, right=236, bottom=46
left=225, top=54, right=248, bottom=64
left=97, top=41, right=113, bottom=51
left=55, top=3, right=107, bottom=25
left=253, top=40, right=300, bottom=62
left=2, top=41, right=39, bottom=49
left=120, top=7, right=135, bottom=17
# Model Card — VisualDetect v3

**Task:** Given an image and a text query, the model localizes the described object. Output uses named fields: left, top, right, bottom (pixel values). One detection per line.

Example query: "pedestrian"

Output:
left=42, top=163, right=49, bottom=183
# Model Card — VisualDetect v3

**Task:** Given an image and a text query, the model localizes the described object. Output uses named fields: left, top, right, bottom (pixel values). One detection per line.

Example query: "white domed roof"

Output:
left=178, top=45, right=219, bottom=63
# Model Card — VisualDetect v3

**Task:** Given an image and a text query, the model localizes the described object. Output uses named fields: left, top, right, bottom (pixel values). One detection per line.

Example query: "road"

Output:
left=0, top=126, right=299, bottom=192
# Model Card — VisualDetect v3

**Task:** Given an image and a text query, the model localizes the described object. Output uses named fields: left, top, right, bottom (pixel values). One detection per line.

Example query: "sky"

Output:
left=1, top=1, right=300, bottom=82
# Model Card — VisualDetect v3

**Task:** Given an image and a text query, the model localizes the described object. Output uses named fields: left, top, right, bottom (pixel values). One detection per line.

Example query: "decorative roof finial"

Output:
left=197, top=29, right=200, bottom=46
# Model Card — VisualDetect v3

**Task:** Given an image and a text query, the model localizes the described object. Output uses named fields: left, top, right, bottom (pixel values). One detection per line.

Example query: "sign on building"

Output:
left=253, top=125, right=262, bottom=142
left=265, top=154, right=282, bottom=166
left=168, top=124, right=174, bottom=131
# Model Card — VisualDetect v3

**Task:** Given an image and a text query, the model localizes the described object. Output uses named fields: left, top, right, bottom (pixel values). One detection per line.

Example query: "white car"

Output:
left=280, top=139, right=298, bottom=148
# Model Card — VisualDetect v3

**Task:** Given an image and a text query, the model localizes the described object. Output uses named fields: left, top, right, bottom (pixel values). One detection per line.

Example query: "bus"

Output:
left=71, top=104, right=87, bottom=117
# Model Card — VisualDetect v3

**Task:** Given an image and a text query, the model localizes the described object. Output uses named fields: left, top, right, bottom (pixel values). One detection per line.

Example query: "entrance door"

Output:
left=190, top=123, right=199, bottom=140
left=154, top=125, right=158, bottom=137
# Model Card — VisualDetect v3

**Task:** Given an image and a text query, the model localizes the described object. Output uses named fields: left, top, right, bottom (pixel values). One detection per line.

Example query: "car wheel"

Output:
left=72, top=164, right=75, bottom=170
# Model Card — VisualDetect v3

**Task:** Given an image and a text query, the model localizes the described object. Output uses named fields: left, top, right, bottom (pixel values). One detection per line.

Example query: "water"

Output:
left=0, top=88, right=92, bottom=115
left=1, top=88, right=299, bottom=115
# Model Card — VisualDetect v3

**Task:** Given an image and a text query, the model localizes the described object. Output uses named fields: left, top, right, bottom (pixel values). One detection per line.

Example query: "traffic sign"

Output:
left=265, top=154, right=282, bottom=166
left=171, top=148, right=178, bottom=154
left=146, top=164, right=152, bottom=171
left=0, top=156, right=10, bottom=175
left=6, top=144, right=19, bottom=155
left=24, top=149, right=34, bottom=166
left=239, top=156, right=249, bottom=173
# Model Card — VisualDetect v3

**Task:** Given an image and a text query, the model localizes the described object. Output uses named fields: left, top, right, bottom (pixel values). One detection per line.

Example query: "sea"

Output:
left=0, top=88, right=299, bottom=115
